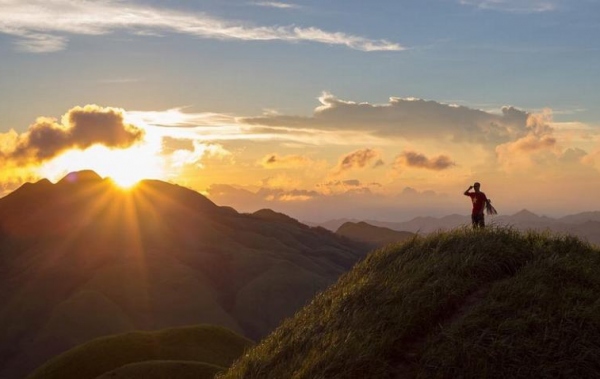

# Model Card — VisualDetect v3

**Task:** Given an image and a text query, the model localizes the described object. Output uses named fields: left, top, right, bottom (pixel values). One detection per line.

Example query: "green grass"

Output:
left=27, top=324, right=253, bottom=379
left=219, top=227, right=600, bottom=379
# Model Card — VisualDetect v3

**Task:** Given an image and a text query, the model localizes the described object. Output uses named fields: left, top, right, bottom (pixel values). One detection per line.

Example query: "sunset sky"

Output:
left=1, top=0, right=599, bottom=222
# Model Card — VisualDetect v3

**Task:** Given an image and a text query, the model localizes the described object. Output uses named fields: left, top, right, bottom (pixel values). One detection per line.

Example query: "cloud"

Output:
left=341, top=179, right=361, bottom=187
left=400, top=186, right=438, bottom=198
left=252, top=2, right=301, bottom=9
left=393, top=151, right=455, bottom=171
left=0, top=0, right=403, bottom=52
left=489, top=109, right=600, bottom=184
left=130, top=108, right=384, bottom=146
left=373, top=159, right=385, bottom=168
left=259, top=153, right=313, bottom=169
left=259, top=188, right=318, bottom=202
left=128, top=109, right=237, bottom=128
left=581, top=148, right=600, bottom=170
left=332, top=148, right=382, bottom=175
left=459, top=0, right=557, bottom=13
left=317, top=179, right=382, bottom=195
left=210, top=185, right=321, bottom=203
left=499, top=134, right=556, bottom=153
left=241, top=92, right=530, bottom=145
left=0, top=105, right=144, bottom=164
left=161, top=137, right=194, bottom=154
left=169, top=141, right=231, bottom=168
left=206, top=181, right=457, bottom=222
left=495, top=109, right=558, bottom=168
left=561, top=148, right=588, bottom=164
left=13, top=32, right=68, bottom=53
left=0, top=164, right=41, bottom=197
left=260, top=174, right=303, bottom=190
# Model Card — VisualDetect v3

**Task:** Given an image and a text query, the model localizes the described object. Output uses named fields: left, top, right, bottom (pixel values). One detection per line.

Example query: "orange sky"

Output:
left=1, top=98, right=599, bottom=222
left=2, top=1, right=600, bottom=221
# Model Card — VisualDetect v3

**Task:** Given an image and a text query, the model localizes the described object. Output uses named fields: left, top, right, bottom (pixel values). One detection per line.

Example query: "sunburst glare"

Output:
left=38, top=142, right=166, bottom=188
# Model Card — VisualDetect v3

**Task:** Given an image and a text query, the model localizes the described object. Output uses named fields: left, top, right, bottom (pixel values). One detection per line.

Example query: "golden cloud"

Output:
left=495, top=109, right=558, bottom=169
left=332, top=148, right=382, bottom=175
left=393, top=151, right=455, bottom=171
left=1, top=105, right=144, bottom=164
left=259, top=153, right=313, bottom=169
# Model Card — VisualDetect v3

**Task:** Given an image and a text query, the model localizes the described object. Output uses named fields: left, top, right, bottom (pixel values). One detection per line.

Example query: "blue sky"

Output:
left=1, top=0, right=599, bottom=221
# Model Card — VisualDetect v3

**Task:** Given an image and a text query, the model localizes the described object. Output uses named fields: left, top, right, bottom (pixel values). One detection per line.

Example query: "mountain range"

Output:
left=0, top=171, right=371, bottom=378
left=316, top=209, right=600, bottom=245
left=3, top=171, right=599, bottom=378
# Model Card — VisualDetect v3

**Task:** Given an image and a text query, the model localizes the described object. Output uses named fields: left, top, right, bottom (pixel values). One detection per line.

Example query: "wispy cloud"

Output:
left=95, top=77, right=144, bottom=85
left=128, top=108, right=386, bottom=146
left=459, top=0, right=558, bottom=13
left=0, top=0, right=403, bottom=53
left=252, top=2, right=301, bottom=9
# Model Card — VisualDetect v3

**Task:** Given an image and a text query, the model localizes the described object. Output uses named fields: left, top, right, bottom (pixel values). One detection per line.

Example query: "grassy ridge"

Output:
left=220, top=227, right=600, bottom=378
left=27, top=325, right=252, bottom=379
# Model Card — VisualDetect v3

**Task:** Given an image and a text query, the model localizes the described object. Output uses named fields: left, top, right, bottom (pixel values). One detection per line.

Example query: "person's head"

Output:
left=473, top=182, right=481, bottom=192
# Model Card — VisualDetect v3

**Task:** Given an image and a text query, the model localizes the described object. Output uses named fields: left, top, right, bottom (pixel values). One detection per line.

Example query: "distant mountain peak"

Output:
left=513, top=209, right=539, bottom=218
left=35, top=178, right=52, bottom=186
left=57, top=170, right=104, bottom=185
left=336, top=221, right=414, bottom=247
left=252, top=208, right=300, bottom=224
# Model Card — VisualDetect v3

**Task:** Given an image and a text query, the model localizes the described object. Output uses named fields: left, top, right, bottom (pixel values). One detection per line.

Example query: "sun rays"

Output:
left=37, top=143, right=166, bottom=189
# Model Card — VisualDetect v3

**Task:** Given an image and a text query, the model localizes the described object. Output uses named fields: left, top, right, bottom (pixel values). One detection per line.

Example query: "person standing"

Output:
left=464, top=182, right=490, bottom=228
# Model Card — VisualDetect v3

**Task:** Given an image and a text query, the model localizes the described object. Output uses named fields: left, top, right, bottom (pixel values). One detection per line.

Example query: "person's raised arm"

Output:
left=463, top=186, right=473, bottom=196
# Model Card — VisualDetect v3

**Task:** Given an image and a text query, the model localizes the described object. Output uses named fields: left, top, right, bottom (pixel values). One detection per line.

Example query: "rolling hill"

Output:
left=220, top=227, right=600, bottom=378
left=27, top=324, right=251, bottom=379
left=0, top=171, right=371, bottom=378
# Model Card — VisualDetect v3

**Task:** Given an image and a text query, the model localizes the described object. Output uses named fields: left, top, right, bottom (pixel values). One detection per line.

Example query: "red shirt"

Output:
left=466, top=192, right=487, bottom=215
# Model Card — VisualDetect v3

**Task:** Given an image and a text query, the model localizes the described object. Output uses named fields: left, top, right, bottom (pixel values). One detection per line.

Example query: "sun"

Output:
left=108, top=170, right=144, bottom=189
left=38, top=144, right=166, bottom=188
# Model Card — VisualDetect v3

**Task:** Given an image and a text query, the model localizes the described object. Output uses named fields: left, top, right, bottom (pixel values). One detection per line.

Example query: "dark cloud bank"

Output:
left=241, top=93, right=530, bottom=145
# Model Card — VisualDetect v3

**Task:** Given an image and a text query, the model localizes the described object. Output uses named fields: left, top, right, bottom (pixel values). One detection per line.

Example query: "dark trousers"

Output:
left=471, top=213, right=485, bottom=228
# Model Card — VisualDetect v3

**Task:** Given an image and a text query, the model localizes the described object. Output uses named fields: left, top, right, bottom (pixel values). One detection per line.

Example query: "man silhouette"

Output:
left=464, top=182, right=489, bottom=228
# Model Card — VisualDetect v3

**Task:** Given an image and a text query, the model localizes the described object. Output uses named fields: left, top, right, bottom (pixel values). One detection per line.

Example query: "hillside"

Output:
left=27, top=325, right=251, bottom=379
left=220, top=227, right=600, bottom=378
left=335, top=221, right=415, bottom=248
left=0, top=171, right=371, bottom=378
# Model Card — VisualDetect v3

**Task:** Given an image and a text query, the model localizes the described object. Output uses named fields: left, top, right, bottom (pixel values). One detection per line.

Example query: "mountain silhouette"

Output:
left=335, top=221, right=414, bottom=248
left=0, top=171, right=371, bottom=378
left=318, top=210, right=600, bottom=245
